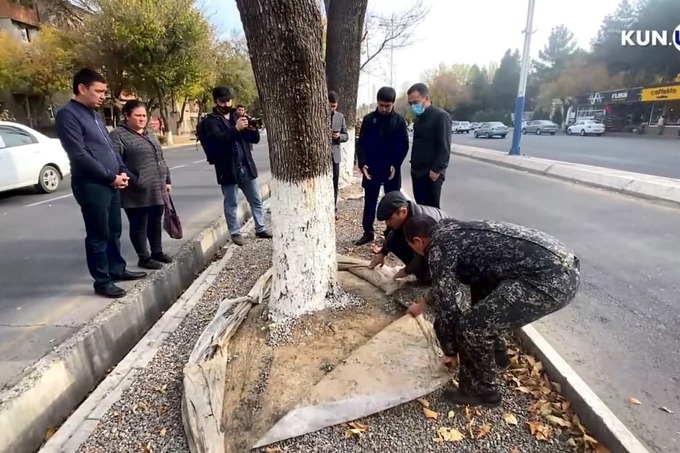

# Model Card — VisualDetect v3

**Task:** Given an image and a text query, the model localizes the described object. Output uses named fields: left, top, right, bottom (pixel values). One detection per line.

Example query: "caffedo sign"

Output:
left=641, top=85, right=680, bottom=101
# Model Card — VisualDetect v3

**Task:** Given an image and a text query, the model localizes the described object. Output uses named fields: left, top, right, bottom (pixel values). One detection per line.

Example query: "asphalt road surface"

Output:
left=453, top=130, right=680, bottom=179
left=403, top=157, right=680, bottom=453
left=0, top=139, right=271, bottom=389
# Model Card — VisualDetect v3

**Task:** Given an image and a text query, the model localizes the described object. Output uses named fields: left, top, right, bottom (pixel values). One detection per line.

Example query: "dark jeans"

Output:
left=124, top=205, right=164, bottom=260
left=412, top=172, right=444, bottom=208
left=72, top=183, right=127, bottom=289
left=332, top=161, right=340, bottom=209
left=362, top=177, right=401, bottom=233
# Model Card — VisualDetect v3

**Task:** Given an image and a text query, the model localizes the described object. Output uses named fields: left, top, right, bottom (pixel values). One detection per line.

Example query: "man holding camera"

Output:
left=199, top=86, right=271, bottom=246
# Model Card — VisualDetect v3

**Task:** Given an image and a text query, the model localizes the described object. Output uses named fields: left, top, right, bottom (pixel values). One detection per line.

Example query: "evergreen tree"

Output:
left=489, top=49, right=520, bottom=112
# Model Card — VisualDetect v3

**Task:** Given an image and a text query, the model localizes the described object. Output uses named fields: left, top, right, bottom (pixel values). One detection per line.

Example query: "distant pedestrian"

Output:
left=197, top=86, right=271, bottom=246
left=55, top=68, right=146, bottom=298
left=657, top=115, right=665, bottom=135
left=110, top=100, right=173, bottom=270
left=407, top=83, right=452, bottom=208
left=328, top=90, right=349, bottom=215
left=354, top=87, right=409, bottom=246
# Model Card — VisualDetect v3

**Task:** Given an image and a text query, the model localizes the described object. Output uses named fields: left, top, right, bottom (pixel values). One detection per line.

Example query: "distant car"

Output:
left=566, top=120, right=605, bottom=136
left=452, top=121, right=471, bottom=134
left=523, top=120, right=559, bottom=135
left=474, top=121, right=509, bottom=138
left=0, top=121, right=71, bottom=194
left=469, top=122, right=480, bottom=130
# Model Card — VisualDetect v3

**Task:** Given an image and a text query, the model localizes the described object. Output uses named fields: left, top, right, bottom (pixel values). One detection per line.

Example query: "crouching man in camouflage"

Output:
left=403, top=215, right=580, bottom=407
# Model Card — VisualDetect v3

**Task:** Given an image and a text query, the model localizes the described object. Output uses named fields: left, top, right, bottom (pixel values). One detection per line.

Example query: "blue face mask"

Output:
left=411, top=102, right=425, bottom=116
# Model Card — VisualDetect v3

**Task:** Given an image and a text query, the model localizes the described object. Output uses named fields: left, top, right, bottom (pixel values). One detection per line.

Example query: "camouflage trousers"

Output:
left=456, top=260, right=581, bottom=395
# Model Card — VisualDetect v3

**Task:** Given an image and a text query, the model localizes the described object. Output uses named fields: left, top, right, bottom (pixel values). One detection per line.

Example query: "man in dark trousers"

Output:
left=403, top=215, right=580, bottom=407
left=199, top=86, right=271, bottom=246
left=407, top=83, right=452, bottom=208
left=55, top=68, right=146, bottom=298
left=368, top=191, right=449, bottom=282
left=328, top=91, right=349, bottom=214
left=354, top=87, right=409, bottom=246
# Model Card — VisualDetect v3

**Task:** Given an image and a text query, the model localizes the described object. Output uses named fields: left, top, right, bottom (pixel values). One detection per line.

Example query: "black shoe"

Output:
left=231, top=234, right=245, bottom=246
left=495, top=349, right=511, bottom=369
left=443, top=388, right=502, bottom=408
left=112, top=270, right=147, bottom=282
left=151, top=252, right=173, bottom=264
left=255, top=230, right=273, bottom=239
left=94, top=284, right=127, bottom=299
left=138, top=258, right=163, bottom=270
left=354, top=233, right=374, bottom=246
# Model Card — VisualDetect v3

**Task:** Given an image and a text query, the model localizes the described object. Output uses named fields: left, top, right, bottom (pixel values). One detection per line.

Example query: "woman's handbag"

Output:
left=163, top=194, right=183, bottom=239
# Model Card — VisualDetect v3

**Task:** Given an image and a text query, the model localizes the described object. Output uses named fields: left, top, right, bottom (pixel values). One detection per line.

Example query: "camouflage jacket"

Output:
left=426, top=219, right=576, bottom=356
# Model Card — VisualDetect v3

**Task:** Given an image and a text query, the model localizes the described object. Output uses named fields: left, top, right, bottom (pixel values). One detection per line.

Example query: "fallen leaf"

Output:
left=567, top=438, right=577, bottom=447
left=539, top=402, right=553, bottom=416
left=583, top=433, right=599, bottom=445
left=348, top=421, right=369, bottom=431
left=344, top=428, right=364, bottom=439
left=159, top=427, right=167, bottom=437
left=628, top=397, right=642, bottom=405
left=594, top=444, right=612, bottom=453
left=447, top=410, right=455, bottom=419
left=476, top=423, right=492, bottom=439
left=660, top=406, right=675, bottom=414
left=463, top=406, right=472, bottom=418
left=515, top=386, right=531, bottom=394
left=511, top=448, right=521, bottom=453
left=265, top=448, right=282, bottom=453
left=417, top=398, right=430, bottom=408
left=436, top=426, right=465, bottom=442
left=142, top=441, right=153, bottom=453
left=504, top=413, right=518, bottom=425
left=551, top=381, right=562, bottom=393
left=44, top=426, right=57, bottom=442
left=546, top=415, right=572, bottom=428
left=423, top=407, right=439, bottom=420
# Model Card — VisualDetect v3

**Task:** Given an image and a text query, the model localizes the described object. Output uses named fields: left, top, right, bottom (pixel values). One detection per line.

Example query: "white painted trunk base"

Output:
left=339, top=128, right=355, bottom=189
left=269, top=176, right=337, bottom=322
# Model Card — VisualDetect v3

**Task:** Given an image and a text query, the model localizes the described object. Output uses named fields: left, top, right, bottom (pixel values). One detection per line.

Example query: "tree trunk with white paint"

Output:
left=236, top=0, right=337, bottom=322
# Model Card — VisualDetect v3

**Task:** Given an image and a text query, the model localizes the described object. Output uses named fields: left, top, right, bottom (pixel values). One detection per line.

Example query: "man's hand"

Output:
left=235, top=117, right=248, bottom=131
left=388, top=166, right=396, bottom=180
left=429, top=170, right=440, bottom=182
left=369, top=253, right=384, bottom=269
left=332, top=130, right=340, bottom=140
left=440, top=355, right=458, bottom=369
left=165, top=184, right=172, bottom=193
left=111, top=174, right=128, bottom=189
left=362, top=165, right=371, bottom=180
left=393, top=267, right=409, bottom=280
left=406, top=299, right=426, bottom=317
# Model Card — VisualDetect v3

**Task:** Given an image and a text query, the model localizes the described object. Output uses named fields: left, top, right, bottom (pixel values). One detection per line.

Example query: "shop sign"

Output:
left=641, top=84, right=680, bottom=101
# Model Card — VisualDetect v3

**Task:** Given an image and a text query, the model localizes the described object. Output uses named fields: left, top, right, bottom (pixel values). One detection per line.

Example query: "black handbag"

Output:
left=163, top=194, right=183, bottom=239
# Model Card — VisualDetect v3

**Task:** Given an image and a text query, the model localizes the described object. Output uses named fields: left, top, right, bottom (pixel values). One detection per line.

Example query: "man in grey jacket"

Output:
left=328, top=90, right=349, bottom=213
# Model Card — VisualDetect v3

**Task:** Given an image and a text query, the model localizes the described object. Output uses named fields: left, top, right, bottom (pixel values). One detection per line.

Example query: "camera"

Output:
left=246, top=115, right=263, bottom=129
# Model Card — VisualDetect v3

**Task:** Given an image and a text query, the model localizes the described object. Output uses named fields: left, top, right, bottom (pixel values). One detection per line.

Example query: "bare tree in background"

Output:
left=37, top=0, right=98, bottom=28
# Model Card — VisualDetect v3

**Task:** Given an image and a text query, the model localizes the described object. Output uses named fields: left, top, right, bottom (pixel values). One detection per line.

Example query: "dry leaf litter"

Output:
left=74, top=187, right=609, bottom=453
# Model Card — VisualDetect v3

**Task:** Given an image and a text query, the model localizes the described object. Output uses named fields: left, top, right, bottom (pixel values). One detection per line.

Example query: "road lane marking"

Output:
left=25, top=193, right=73, bottom=207
left=193, top=159, right=206, bottom=164
left=169, top=164, right=186, bottom=170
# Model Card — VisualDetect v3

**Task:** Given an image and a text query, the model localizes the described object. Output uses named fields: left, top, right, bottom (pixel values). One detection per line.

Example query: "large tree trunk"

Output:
left=235, top=0, right=337, bottom=322
left=325, top=0, right=368, bottom=187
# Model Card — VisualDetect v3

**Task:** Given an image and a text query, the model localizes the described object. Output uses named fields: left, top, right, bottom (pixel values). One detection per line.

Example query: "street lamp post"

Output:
left=509, top=0, right=537, bottom=156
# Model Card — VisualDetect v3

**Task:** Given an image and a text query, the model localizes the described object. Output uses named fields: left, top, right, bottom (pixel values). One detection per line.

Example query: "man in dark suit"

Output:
left=354, top=86, right=409, bottom=246
left=328, top=90, right=349, bottom=214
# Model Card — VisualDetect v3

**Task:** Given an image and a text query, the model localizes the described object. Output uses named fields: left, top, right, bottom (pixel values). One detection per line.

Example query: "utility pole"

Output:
left=509, top=0, right=536, bottom=156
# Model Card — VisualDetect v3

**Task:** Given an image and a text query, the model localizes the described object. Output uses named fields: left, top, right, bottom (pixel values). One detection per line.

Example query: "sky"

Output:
left=200, top=0, right=621, bottom=104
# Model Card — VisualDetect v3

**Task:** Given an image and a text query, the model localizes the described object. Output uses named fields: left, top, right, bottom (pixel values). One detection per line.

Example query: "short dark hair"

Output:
left=403, top=214, right=438, bottom=242
left=407, top=83, right=429, bottom=97
left=377, top=86, right=396, bottom=103
left=72, top=68, right=106, bottom=95
left=328, top=91, right=339, bottom=103
left=212, top=86, right=233, bottom=101
left=122, top=99, right=146, bottom=117
left=236, top=104, right=245, bottom=109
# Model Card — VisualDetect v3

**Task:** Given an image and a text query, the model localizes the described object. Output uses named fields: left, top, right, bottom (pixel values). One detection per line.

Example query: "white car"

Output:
left=452, top=121, right=471, bottom=133
left=566, top=120, right=605, bottom=136
left=0, top=121, right=71, bottom=194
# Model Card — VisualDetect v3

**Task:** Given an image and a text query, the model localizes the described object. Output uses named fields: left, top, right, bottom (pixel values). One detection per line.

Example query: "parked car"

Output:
left=522, top=120, right=559, bottom=135
left=566, top=120, right=605, bottom=136
left=469, top=122, right=480, bottom=130
left=452, top=121, right=471, bottom=134
left=474, top=121, right=509, bottom=138
left=0, top=121, right=71, bottom=194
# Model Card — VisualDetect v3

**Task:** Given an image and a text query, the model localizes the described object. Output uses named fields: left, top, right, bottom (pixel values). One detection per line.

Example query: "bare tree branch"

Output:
left=37, top=0, right=98, bottom=28
left=360, top=0, right=429, bottom=72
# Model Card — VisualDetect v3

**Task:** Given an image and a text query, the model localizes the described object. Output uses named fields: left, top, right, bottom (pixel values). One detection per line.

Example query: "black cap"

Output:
left=212, top=86, right=232, bottom=101
left=377, top=191, right=408, bottom=221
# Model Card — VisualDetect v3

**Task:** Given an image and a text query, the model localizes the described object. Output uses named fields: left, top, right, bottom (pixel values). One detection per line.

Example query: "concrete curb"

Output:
left=452, top=144, right=680, bottom=207
left=516, top=326, right=649, bottom=453
left=397, top=186, right=648, bottom=452
left=0, top=182, right=271, bottom=453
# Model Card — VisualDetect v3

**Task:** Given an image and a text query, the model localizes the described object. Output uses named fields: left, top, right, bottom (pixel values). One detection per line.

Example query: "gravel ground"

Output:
left=76, top=186, right=605, bottom=453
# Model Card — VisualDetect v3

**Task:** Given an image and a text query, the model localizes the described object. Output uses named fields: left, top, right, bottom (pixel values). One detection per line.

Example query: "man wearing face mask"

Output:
left=354, top=87, right=409, bottom=246
left=407, top=83, right=452, bottom=209
left=198, top=86, right=272, bottom=246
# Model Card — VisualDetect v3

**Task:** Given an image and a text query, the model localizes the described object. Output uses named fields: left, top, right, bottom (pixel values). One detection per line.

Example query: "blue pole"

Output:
left=509, top=0, right=536, bottom=156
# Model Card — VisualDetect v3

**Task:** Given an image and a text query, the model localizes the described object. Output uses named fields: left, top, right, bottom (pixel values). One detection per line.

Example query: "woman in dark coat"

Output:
left=111, top=100, right=172, bottom=270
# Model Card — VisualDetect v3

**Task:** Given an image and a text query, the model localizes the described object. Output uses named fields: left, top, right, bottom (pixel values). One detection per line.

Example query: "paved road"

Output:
left=0, top=140, right=271, bottom=389
left=452, top=131, right=680, bottom=179
left=404, top=156, right=680, bottom=452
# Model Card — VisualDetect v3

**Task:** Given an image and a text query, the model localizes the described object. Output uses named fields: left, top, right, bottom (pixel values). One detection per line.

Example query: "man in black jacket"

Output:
left=200, top=87, right=271, bottom=246
left=368, top=190, right=450, bottom=282
left=407, top=83, right=452, bottom=208
left=354, top=87, right=409, bottom=246
left=55, top=68, right=146, bottom=298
